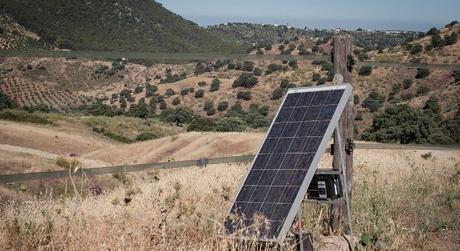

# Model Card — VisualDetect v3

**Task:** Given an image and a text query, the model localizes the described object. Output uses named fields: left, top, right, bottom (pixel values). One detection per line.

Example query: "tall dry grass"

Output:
left=0, top=150, right=459, bottom=250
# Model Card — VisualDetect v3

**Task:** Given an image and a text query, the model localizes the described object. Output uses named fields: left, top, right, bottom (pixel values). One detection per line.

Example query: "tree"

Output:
left=410, top=44, right=423, bottom=55
left=431, top=33, right=444, bottom=48
left=423, top=96, right=441, bottom=115
left=187, top=117, right=214, bottom=132
left=217, top=101, right=229, bottom=111
left=145, top=84, right=158, bottom=97
left=416, top=84, right=430, bottom=96
left=0, top=92, right=16, bottom=110
left=415, top=68, right=430, bottom=79
left=160, top=107, right=194, bottom=126
left=127, top=99, right=150, bottom=118
left=214, top=117, right=247, bottom=132
left=203, top=100, right=214, bottom=111
left=134, top=85, right=143, bottom=94
left=447, top=106, right=460, bottom=143
left=233, top=73, right=258, bottom=88
left=403, top=79, right=413, bottom=89
left=195, top=89, right=205, bottom=98
left=358, top=66, right=373, bottom=76
left=206, top=108, right=216, bottom=116
left=363, top=90, right=385, bottom=112
left=237, top=90, right=252, bottom=100
left=362, top=105, right=453, bottom=144
left=164, top=88, right=176, bottom=97
left=242, top=61, right=255, bottom=72
left=172, top=97, right=181, bottom=106
left=271, top=88, right=284, bottom=100
left=426, top=27, right=439, bottom=36
left=209, top=79, right=221, bottom=92
left=181, top=88, right=190, bottom=96
left=253, top=67, right=262, bottom=76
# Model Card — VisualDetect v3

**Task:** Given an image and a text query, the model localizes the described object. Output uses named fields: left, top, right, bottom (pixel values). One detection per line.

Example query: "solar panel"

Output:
left=225, top=84, right=352, bottom=243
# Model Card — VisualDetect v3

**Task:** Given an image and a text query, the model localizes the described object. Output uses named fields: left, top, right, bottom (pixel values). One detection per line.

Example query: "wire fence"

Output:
left=0, top=143, right=459, bottom=184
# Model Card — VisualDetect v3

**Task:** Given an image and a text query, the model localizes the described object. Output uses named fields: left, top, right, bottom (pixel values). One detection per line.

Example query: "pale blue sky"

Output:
left=157, top=0, right=459, bottom=31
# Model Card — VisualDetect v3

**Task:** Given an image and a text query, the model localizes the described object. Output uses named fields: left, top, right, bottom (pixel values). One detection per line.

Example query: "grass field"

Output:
left=1, top=147, right=459, bottom=250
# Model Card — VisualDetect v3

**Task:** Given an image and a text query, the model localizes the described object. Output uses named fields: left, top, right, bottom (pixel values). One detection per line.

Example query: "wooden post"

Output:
left=330, top=36, right=354, bottom=234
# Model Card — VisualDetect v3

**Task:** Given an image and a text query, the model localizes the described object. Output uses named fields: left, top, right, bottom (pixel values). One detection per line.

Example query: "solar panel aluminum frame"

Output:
left=226, top=83, right=353, bottom=244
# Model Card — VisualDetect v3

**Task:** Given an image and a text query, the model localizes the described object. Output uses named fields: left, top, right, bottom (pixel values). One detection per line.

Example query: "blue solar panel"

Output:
left=225, top=84, right=352, bottom=242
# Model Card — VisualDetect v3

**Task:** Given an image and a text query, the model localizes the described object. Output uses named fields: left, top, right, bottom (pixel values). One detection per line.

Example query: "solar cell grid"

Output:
left=225, top=85, right=351, bottom=242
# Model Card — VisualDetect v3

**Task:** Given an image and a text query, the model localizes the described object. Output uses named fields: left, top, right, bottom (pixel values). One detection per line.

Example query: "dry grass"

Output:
left=1, top=149, right=459, bottom=250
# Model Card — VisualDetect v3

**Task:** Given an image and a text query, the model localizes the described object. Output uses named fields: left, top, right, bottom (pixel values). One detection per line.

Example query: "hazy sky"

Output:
left=157, top=0, right=459, bottom=31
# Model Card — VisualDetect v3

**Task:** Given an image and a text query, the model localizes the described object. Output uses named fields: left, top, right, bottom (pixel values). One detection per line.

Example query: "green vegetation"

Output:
left=232, top=73, right=258, bottom=88
left=194, top=89, right=205, bottom=98
left=0, top=92, right=17, bottom=110
left=160, top=107, right=194, bottom=126
left=362, top=91, right=385, bottom=112
left=237, top=90, right=252, bottom=100
left=415, top=68, right=430, bottom=79
left=209, top=79, right=221, bottom=92
left=0, top=0, right=245, bottom=53
left=0, top=109, right=51, bottom=124
left=214, top=117, right=247, bottom=132
left=362, top=104, right=454, bottom=144
left=403, top=79, right=413, bottom=89
left=358, top=66, right=373, bottom=76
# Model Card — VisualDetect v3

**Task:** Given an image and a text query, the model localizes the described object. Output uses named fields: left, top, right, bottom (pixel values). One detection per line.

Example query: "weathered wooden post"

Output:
left=330, top=36, right=354, bottom=234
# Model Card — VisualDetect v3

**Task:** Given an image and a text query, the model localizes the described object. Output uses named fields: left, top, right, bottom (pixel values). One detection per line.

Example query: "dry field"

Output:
left=0, top=127, right=459, bottom=250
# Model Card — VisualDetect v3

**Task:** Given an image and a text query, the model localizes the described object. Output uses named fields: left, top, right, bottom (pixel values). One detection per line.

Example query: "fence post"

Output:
left=330, top=36, right=354, bottom=234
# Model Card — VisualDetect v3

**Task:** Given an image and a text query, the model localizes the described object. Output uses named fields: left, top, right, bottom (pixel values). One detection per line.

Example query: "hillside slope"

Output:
left=0, top=0, right=245, bottom=53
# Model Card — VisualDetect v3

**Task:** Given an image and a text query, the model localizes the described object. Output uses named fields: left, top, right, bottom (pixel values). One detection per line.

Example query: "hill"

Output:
left=0, top=0, right=245, bottom=53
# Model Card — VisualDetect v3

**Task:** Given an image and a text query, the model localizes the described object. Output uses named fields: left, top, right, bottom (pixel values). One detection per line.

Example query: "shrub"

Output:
left=164, top=88, right=176, bottom=97
left=288, top=60, right=298, bottom=69
left=415, top=68, right=430, bottom=79
left=354, top=95, right=360, bottom=104
left=206, top=108, right=216, bottom=116
left=145, top=84, right=158, bottom=97
left=355, top=112, right=363, bottom=121
left=401, top=93, right=414, bottom=101
left=312, top=73, right=321, bottom=82
left=0, top=110, right=51, bottom=124
left=135, top=132, right=160, bottom=142
left=187, top=117, right=214, bottom=132
left=280, top=79, right=290, bottom=89
left=134, top=85, right=143, bottom=94
left=172, top=97, right=181, bottom=106
left=444, top=32, right=458, bottom=46
left=416, top=84, right=430, bottom=96
left=403, top=79, right=413, bottom=89
left=214, top=117, right=247, bottom=132
left=242, top=61, right=255, bottom=72
left=447, top=106, right=460, bottom=143
left=423, top=96, right=441, bottom=115
left=159, top=100, right=167, bottom=110
left=265, top=64, right=283, bottom=74
left=426, top=27, right=439, bottom=36
left=237, top=90, right=252, bottom=100
left=209, top=79, right=220, bottom=92
left=159, top=107, right=194, bottom=126
left=203, top=100, right=214, bottom=111
left=253, top=67, right=262, bottom=76
left=410, top=44, right=423, bottom=55
left=362, top=105, right=453, bottom=144
left=227, top=62, right=236, bottom=70
left=452, top=70, right=460, bottom=83
left=233, top=73, right=258, bottom=88
left=358, top=66, right=373, bottom=76
left=198, top=81, right=207, bottom=87
left=363, top=91, right=385, bottom=112
left=431, top=33, right=443, bottom=48
left=0, top=92, right=16, bottom=110
left=195, top=89, right=205, bottom=98
left=180, top=88, right=190, bottom=96
left=245, top=112, right=269, bottom=128
left=271, top=88, right=284, bottom=100
left=217, top=101, right=229, bottom=111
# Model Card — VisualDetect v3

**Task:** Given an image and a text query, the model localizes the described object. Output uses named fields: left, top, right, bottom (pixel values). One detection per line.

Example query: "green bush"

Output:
left=423, top=96, right=441, bottom=115
left=214, top=117, right=247, bottom=132
left=164, top=88, right=176, bottom=97
left=135, top=132, right=160, bottom=142
left=187, top=117, right=214, bottom=132
left=245, top=112, right=269, bottom=128
left=0, top=109, right=51, bottom=124
left=403, top=79, right=413, bottom=89
left=355, top=112, right=364, bottom=121
left=198, top=81, right=207, bottom=87
left=203, top=100, right=214, bottom=111
left=145, top=84, right=158, bottom=97
left=180, top=88, right=190, bottom=96
left=363, top=91, right=385, bottom=112
left=362, top=105, right=454, bottom=144
left=415, top=68, right=430, bottom=79
left=410, top=44, right=423, bottom=55
left=271, top=88, right=284, bottom=100
left=242, top=61, right=255, bottom=72
left=237, top=90, right=252, bottom=100
left=312, top=73, right=321, bottom=82
left=217, top=101, right=229, bottom=111
left=172, top=97, right=181, bottom=106
left=0, top=92, right=17, bottom=110
left=195, top=89, right=205, bottom=98
left=233, top=73, right=258, bottom=88
left=358, top=66, right=373, bottom=76
left=354, top=95, right=360, bottom=104
left=159, top=107, right=194, bottom=126
left=253, top=67, right=263, bottom=76
left=447, top=106, right=460, bottom=143
left=209, top=79, right=221, bottom=92
left=416, top=84, right=430, bottom=96
left=206, top=108, right=216, bottom=116
left=288, top=60, right=298, bottom=69
left=127, top=99, right=150, bottom=118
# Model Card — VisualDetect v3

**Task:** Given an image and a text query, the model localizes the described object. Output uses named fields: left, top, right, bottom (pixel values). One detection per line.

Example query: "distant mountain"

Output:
left=0, top=0, right=246, bottom=53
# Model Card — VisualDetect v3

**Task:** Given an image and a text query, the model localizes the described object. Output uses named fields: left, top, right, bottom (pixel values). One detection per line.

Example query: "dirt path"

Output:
left=0, top=144, right=109, bottom=168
